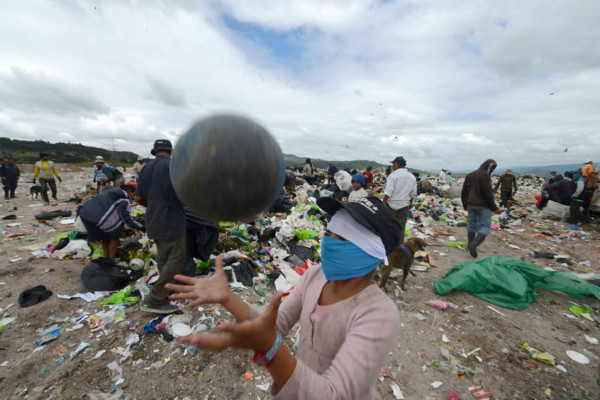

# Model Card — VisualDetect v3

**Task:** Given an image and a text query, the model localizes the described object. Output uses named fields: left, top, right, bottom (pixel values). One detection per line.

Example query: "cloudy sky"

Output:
left=1, top=0, right=599, bottom=171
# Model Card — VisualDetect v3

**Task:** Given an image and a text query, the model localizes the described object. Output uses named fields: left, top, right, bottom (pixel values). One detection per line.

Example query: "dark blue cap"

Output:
left=390, top=156, right=406, bottom=165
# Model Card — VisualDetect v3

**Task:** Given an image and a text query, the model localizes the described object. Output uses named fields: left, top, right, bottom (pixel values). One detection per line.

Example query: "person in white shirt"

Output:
left=348, top=174, right=368, bottom=202
left=302, top=158, right=315, bottom=185
left=438, top=168, right=447, bottom=186
left=383, top=156, right=417, bottom=244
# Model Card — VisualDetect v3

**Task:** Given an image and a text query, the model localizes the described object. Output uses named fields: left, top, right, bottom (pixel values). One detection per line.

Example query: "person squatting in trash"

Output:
left=77, top=184, right=144, bottom=259
left=33, top=152, right=62, bottom=205
left=461, top=159, right=501, bottom=258
left=166, top=196, right=402, bottom=400
left=0, top=154, right=20, bottom=200
left=493, top=169, right=518, bottom=208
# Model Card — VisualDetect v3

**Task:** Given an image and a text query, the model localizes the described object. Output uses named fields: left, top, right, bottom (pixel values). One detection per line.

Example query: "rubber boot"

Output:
left=467, top=231, right=475, bottom=250
left=469, top=233, right=487, bottom=258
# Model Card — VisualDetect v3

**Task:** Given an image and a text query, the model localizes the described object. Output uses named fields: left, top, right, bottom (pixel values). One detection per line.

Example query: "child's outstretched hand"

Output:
left=166, top=255, right=231, bottom=308
left=179, top=291, right=285, bottom=353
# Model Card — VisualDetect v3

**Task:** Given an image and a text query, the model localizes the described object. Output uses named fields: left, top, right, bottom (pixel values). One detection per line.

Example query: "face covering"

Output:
left=320, top=235, right=381, bottom=281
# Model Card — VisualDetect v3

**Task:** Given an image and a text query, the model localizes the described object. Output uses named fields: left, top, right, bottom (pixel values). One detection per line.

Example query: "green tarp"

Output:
left=433, top=256, right=600, bottom=310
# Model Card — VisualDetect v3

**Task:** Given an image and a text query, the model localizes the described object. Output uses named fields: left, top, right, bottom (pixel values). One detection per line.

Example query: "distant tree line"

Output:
left=0, top=137, right=139, bottom=164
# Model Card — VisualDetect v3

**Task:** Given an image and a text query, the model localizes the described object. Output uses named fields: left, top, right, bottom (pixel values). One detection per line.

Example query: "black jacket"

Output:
left=461, top=159, right=499, bottom=211
left=0, top=162, right=20, bottom=180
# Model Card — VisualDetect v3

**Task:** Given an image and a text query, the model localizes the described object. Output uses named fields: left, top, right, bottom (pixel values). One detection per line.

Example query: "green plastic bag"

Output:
left=91, top=245, right=104, bottom=260
left=448, top=241, right=466, bottom=250
left=101, top=286, right=138, bottom=305
left=434, top=256, right=600, bottom=310
left=294, top=230, right=319, bottom=240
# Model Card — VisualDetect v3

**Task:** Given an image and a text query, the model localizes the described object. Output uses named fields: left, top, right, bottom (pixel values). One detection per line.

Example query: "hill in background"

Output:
left=284, top=154, right=385, bottom=170
left=0, top=137, right=139, bottom=165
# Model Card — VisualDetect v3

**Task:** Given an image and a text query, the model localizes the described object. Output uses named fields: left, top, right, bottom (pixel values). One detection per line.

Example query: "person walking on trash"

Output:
left=166, top=196, right=402, bottom=400
left=33, top=152, right=61, bottom=205
left=494, top=169, right=518, bottom=208
left=77, top=184, right=144, bottom=259
left=461, top=159, right=501, bottom=258
left=438, top=168, right=447, bottom=186
left=0, top=154, right=20, bottom=201
left=135, top=139, right=187, bottom=315
left=383, top=156, right=417, bottom=245
left=132, top=156, right=146, bottom=183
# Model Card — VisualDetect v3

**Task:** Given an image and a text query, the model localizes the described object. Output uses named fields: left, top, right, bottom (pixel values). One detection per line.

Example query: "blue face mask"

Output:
left=320, top=235, right=381, bottom=281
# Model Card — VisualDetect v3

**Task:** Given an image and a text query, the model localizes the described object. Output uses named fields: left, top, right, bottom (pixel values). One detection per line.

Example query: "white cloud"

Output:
left=0, top=0, right=599, bottom=170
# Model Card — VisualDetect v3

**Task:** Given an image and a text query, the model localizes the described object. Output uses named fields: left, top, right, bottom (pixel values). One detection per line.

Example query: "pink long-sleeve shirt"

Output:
left=249, top=265, right=399, bottom=400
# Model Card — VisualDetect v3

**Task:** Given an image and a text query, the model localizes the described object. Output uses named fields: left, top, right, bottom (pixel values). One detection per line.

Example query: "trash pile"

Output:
left=1, top=170, right=599, bottom=399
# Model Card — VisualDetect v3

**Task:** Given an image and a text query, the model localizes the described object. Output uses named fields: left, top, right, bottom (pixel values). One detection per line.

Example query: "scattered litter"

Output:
left=442, top=334, right=450, bottom=343
left=487, top=305, right=506, bottom=316
left=565, top=350, right=590, bottom=364
left=584, top=335, right=599, bottom=345
left=426, top=300, right=458, bottom=310
left=414, top=313, right=427, bottom=321
left=390, top=382, right=405, bottom=399
left=430, top=381, right=443, bottom=389
left=521, top=342, right=555, bottom=365
left=469, top=385, right=491, bottom=400
left=70, top=342, right=89, bottom=361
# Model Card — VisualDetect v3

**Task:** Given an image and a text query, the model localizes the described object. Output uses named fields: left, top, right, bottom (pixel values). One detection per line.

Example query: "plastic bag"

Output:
left=334, top=171, right=352, bottom=191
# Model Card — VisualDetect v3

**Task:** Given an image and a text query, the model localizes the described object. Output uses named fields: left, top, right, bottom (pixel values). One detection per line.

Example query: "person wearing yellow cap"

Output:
left=33, top=152, right=61, bottom=205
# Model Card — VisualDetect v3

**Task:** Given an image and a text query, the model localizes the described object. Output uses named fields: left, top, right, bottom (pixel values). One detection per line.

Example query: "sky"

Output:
left=1, top=0, right=599, bottom=171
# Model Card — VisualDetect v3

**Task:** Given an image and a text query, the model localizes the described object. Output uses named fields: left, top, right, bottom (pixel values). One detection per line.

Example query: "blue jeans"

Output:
left=467, top=205, right=492, bottom=236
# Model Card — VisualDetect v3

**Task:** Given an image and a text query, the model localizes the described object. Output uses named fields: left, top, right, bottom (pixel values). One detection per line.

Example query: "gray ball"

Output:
left=170, top=114, right=285, bottom=222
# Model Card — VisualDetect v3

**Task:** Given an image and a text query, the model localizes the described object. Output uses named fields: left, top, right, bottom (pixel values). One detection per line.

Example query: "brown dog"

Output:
left=379, top=237, right=427, bottom=290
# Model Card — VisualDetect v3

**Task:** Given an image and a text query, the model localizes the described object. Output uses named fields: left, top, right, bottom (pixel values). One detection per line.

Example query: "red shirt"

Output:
left=363, top=171, right=373, bottom=184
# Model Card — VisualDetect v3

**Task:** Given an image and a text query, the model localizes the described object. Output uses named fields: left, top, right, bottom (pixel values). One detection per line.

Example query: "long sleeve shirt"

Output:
left=34, top=160, right=60, bottom=180
left=248, top=266, right=399, bottom=400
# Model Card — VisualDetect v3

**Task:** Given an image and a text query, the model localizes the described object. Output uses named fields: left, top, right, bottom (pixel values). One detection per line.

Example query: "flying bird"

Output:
left=549, top=93, right=555, bottom=95
left=563, top=148, right=568, bottom=152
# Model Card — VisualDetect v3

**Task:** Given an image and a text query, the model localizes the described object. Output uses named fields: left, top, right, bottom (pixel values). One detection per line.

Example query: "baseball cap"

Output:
left=94, top=156, right=105, bottom=164
left=584, top=159, right=592, bottom=164
left=317, top=196, right=402, bottom=255
left=151, top=139, right=173, bottom=155
left=390, top=156, right=406, bottom=165
left=137, top=156, right=144, bottom=161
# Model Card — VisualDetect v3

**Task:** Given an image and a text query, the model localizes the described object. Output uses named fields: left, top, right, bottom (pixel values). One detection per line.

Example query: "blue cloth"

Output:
left=467, top=205, right=492, bottom=236
left=351, top=174, right=365, bottom=186
left=101, top=165, right=123, bottom=180
left=136, top=155, right=185, bottom=240
left=320, top=235, right=381, bottom=281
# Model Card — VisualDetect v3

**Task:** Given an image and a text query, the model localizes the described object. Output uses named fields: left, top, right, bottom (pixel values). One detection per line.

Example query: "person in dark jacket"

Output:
left=78, top=184, right=143, bottom=258
left=0, top=154, right=20, bottom=200
left=494, top=169, right=518, bottom=208
left=135, top=139, right=187, bottom=314
left=547, top=173, right=575, bottom=205
left=461, top=159, right=501, bottom=258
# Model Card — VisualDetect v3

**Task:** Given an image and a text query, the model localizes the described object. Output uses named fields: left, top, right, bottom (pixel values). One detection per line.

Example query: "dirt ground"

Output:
left=0, top=171, right=599, bottom=400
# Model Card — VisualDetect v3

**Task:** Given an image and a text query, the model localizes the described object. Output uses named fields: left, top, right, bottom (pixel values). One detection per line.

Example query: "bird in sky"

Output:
left=563, top=148, right=568, bottom=152
left=549, top=92, right=555, bottom=95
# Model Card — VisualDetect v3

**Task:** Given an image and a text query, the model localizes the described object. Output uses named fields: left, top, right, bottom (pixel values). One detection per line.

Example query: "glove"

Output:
left=32, top=178, right=36, bottom=184
left=93, top=179, right=96, bottom=183
left=57, top=177, right=62, bottom=182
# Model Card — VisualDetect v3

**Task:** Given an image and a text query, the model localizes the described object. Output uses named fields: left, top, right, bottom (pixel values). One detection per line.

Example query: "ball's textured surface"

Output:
left=170, top=114, right=285, bottom=222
